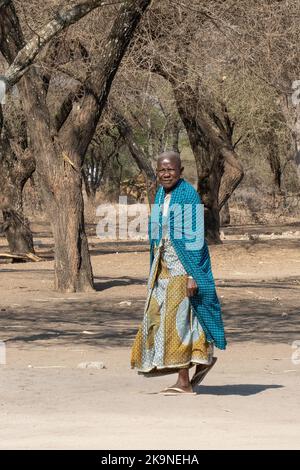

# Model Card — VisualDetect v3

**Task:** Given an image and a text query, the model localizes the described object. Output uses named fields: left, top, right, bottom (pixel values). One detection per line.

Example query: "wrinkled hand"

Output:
left=186, top=277, right=198, bottom=297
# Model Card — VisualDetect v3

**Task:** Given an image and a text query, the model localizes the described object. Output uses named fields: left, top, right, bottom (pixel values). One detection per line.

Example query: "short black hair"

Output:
left=157, top=151, right=182, bottom=169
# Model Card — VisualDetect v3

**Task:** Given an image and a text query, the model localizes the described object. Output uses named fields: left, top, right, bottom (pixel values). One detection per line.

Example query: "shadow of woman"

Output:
left=194, top=384, right=284, bottom=396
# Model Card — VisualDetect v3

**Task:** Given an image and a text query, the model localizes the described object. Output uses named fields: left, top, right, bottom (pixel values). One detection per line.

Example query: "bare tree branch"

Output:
left=0, top=0, right=11, bottom=9
left=60, top=0, right=152, bottom=160
left=3, top=0, right=123, bottom=87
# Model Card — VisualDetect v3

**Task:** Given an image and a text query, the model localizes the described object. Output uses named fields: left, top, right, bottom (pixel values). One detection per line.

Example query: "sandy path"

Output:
left=0, top=343, right=299, bottom=450
left=0, top=236, right=299, bottom=449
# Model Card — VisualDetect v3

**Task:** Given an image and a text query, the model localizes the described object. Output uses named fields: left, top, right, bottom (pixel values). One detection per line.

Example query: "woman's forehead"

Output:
left=157, top=158, right=180, bottom=168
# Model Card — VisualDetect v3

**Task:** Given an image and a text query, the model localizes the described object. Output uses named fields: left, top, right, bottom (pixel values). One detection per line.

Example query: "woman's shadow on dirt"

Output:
left=194, top=384, right=283, bottom=396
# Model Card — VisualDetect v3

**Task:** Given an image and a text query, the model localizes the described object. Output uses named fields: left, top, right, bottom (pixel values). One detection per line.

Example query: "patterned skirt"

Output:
left=130, top=239, right=213, bottom=375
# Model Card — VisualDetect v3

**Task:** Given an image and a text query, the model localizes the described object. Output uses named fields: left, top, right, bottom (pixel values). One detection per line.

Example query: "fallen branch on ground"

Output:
left=0, top=252, right=44, bottom=262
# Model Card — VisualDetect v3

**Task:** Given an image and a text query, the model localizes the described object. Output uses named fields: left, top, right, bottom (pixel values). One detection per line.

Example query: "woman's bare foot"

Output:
left=165, top=368, right=193, bottom=393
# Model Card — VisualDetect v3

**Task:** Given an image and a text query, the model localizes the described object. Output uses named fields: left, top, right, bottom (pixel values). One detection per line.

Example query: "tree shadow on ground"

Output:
left=219, top=278, right=300, bottom=343
left=0, top=276, right=299, bottom=348
left=94, top=276, right=146, bottom=291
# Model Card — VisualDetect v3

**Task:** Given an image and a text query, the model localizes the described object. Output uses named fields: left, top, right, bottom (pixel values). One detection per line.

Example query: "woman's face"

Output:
left=156, top=158, right=183, bottom=191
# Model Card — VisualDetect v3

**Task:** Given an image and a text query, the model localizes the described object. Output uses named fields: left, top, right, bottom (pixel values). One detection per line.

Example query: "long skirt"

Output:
left=130, top=239, right=213, bottom=375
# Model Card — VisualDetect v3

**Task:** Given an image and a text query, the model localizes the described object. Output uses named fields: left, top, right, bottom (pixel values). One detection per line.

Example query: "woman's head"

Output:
left=156, top=151, right=183, bottom=192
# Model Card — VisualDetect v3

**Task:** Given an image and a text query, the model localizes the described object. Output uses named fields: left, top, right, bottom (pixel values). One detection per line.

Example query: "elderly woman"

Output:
left=131, top=151, right=226, bottom=394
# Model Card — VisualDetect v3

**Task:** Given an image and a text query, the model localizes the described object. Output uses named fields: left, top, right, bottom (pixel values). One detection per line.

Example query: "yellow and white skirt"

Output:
left=130, top=239, right=213, bottom=375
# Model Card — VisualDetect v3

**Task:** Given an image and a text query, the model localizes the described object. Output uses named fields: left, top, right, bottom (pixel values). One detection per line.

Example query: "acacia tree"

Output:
left=112, top=109, right=156, bottom=201
left=82, top=88, right=182, bottom=204
left=131, top=1, right=244, bottom=242
left=82, top=129, right=124, bottom=200
left=1, top=0, right=151, bottom=291
left=198, top=0, right=300, bottom=186
left=0, top=0, right=116, bottom=255
left=129, top=0, right=300, bottom=238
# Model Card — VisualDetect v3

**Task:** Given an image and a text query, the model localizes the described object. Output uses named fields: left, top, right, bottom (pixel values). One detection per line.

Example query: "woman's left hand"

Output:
left=186, top=277, right=198, bottom=297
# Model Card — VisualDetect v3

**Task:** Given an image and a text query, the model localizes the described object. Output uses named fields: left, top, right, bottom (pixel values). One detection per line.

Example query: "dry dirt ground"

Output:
left=0, top=223, right=300, bottom=449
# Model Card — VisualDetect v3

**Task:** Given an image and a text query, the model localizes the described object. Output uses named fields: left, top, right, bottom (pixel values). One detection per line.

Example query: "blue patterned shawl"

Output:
left=148, top=178, right=226, bottom=350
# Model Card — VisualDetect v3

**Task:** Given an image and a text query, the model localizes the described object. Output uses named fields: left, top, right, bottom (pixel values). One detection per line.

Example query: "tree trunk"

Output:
left=0, top=138, right=35, bottom=254
left=172, top=83, right=242, bottom=243
left=281, top=93, right=300, bottom=185
left=2, top=205, right=34, bottom=255
left=13, top=67, right=95, bottom=292
left=170, top=118, right=181, bottom=154
left=146, top=59, right=244, bottom=243
left=15, top=1, right=151, bottom=292
left=50, top=186, right=93, bottom=292
left=293, top=104, right=300, bottom=182
left=265, top=128, right=282, bottom=194
left=218, top=148, right=245, bottom=209
left=113, top=110, right=157, bottom=204
left=194, top=145, right=223, bottom=244
left=220, top=201, right=230, bottom=226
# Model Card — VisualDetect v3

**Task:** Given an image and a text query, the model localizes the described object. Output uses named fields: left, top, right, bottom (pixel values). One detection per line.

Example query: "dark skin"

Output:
left=156, top=153, right=198, bottom=298
left=156, top=152, right=202, bottom=392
